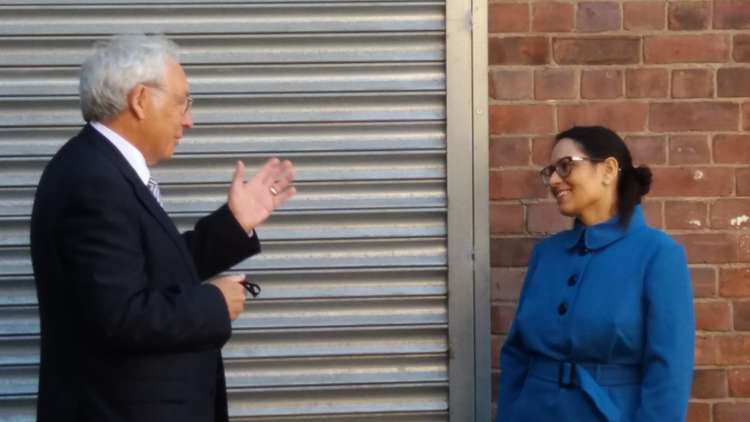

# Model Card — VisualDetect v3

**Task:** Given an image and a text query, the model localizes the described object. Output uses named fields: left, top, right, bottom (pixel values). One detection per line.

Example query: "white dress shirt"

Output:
left=91, top=121, right=151, bottom=186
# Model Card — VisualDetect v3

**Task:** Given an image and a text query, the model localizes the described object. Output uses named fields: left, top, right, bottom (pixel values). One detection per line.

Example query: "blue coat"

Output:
left=496, top=206, right=694, bottom=422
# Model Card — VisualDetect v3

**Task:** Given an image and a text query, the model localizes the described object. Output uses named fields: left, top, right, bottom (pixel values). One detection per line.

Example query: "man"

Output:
left=30, top=34, right=295, bottom=422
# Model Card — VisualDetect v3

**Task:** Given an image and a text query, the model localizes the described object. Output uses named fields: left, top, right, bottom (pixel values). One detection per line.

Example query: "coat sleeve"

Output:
left=496, top=244, right=540, bottom=421
left=59, top=176, right=233, bottom=353
left=181, top=204, right=261, bottom=281
left=634, top=241, right=695, bottom=421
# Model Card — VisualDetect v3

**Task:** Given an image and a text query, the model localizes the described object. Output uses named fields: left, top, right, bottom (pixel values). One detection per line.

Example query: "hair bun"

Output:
left=633, top=165, right=652, bottom=196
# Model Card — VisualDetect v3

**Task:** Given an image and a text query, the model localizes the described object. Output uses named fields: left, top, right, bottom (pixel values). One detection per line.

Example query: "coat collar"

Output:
left=560, top=205, right=646, bottom=251
left=79, top=124, right=195, bottom=268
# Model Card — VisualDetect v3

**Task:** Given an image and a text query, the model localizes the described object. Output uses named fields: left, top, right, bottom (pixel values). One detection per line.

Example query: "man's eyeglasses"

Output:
left=144, top=84, right=193, bottom=115
left=540, top=156, right=603, bottom=185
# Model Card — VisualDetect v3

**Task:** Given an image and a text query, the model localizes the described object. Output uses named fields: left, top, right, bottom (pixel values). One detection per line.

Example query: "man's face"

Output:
left=142, top=58, right=193, bottom=165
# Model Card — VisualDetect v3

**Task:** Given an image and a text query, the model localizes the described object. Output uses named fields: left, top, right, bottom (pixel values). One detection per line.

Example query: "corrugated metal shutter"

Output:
left=0, top=1, right=453, bottom=421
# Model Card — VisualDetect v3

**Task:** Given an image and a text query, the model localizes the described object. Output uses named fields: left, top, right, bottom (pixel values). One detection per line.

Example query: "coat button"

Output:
left=558, top=302, right=568, bottom=315
left=567, top=275, right=577, bottom=286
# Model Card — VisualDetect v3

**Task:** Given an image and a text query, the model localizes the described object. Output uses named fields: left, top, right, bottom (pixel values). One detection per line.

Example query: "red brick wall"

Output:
left=488, top=1, right=750, bottom=421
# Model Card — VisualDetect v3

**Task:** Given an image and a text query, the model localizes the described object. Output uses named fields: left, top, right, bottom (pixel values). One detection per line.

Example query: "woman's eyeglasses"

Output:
left=540, top=156, right=603, bottom=185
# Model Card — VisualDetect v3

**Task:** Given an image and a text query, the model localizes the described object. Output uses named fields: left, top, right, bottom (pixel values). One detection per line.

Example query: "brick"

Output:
left=489, top=70, right=532, bottom=100
left=490, top=169, right=549, bottom=200
left=717, top=335, right=750, bottom=365
left=558, top=102, right=649, bottom=132
left=669, top=1, right=711, bottom=30
left=670, top=135, right=710, bottom=165
left=534, top=69, right=577, bottom=100
left=687, top=402, right=711, bottom=422
left=532, top=2, right=575, bottom=33
left=739, top=167, right=750, bottom=196
left=527, top=201, right=571, bottom=234
left=744, top=102, right=750, bottom=131
left=691, top=368, right=728, bottom=398
left=491, top=304, right=517, bottom=334
left=645, top=35, right=731, bottom=64
left=581, top=69, right=622, bottom=99
left=714, top=402, right=750, bottom=422
left=735, top=34, right=750, bottom=62
left=491, top=267, right=526, bottom=301
left=672, top=69, right=714, bottom=99
left=490, top=203, right=525, bottom=234
left=650, top=102, right=739, bottom=132
left=626, top=68, right=669, bottom=98
left=490, top=236, right=539, bottom=267
left=641, top=199, right=663, bottom=229
left=720, top=267, right=750, bottom=297
left=695, top=301, right=732, bottom=331
left=531, top=136, right=555, bottom=166
left=734, top=301, right=750, bottom=331
left=691, top=267, right=717, bottom=298
left=718, top=68, right=750, bottom=98
left=577, top=2, right=621, bottom=32
left=491, top=335, right=503, bottom=369
left=695, top=335, right=719, bottom=365
left=553, top=37, right=641, bottom=65
left=624, top=1, right=666, bottom=31
left=490, top=136, right=530, bottom=167
left=488, top=3, right=529, bottom=33
left=715, top=135, right=750, bottom=164
left=665, top=200, right=708, bottom=230
left=715, top=0, right=750, bottom=29
left=490, top=105, right=555, bottom=135
left=624, top=135, right=667, bottom=165
left=673, top=233, right=738, bottom=264
left=489, top=36, right=549, bottom=65
left=651, top=168, right=734, bottom=197
left=728, top=368, right=750, bottom=397
left=738, top=234, right=750, bottom=263
left=714, top=199, right=750, bottom=229
left=491, top=369, right=500, bottom=399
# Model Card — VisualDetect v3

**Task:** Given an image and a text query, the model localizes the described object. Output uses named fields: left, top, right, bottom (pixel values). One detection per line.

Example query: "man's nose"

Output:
left=182, top=109, right=194, bottom=128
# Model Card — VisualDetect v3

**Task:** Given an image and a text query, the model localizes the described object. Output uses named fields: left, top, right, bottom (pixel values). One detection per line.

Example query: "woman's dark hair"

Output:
left=554, top=126, right=652, bottom=227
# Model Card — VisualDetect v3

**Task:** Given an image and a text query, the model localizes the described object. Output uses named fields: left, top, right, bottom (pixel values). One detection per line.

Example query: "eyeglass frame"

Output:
left=143, top=83, right=193, bottom=115
left=539, top=156, right=605, bottom=185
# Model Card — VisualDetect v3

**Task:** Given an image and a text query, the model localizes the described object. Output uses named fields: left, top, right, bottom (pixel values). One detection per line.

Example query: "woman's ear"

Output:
left=127, top=84, right=148, bottom=120
left=602, top=157, right=619, bottom=186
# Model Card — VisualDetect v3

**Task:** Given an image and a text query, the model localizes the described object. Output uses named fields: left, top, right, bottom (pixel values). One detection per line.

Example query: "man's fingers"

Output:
left=273, top=185, right=297, bottom=206
left=258, top=158, right=281, bottom=185
left=231, top=161, right=246, bottom=187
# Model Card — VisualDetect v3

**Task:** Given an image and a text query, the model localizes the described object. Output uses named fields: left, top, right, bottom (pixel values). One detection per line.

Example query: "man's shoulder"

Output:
left=46, top=126, right=119, bottom=179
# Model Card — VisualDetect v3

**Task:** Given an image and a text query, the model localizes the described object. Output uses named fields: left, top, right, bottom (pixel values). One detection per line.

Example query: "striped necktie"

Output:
left=147, top=177, right=163, bottom=207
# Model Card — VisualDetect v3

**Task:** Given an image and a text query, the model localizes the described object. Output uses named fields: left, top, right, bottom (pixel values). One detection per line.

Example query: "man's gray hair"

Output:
left=79, top=34, right=180, bottom=122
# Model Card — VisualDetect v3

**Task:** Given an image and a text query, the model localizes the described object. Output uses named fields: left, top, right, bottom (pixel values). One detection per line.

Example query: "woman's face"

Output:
left=546, top=138, right=611, bottom=219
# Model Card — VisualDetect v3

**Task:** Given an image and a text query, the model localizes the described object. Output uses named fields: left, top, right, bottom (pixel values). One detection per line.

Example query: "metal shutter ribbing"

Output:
left=0, top=1, right=454, bottom=421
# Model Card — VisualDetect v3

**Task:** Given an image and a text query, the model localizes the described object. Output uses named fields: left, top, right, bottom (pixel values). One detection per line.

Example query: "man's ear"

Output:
left=127, top=85, right=148, bottom=120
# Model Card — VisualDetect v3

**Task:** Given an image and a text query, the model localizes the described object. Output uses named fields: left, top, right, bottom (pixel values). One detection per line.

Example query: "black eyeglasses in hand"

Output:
left=240, top=277, right=261, bottom=298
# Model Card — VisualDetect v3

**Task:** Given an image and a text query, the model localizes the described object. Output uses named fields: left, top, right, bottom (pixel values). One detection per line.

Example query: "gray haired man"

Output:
left=31, top=34, right=295, bottom=422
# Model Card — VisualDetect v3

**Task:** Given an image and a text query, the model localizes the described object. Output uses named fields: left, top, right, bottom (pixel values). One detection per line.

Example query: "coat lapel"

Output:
left=80, top=125, right=197, bottom=270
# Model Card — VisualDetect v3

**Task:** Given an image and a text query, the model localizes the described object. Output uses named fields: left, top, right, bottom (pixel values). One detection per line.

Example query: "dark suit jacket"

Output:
left=31, top=124, right=260, bottom=422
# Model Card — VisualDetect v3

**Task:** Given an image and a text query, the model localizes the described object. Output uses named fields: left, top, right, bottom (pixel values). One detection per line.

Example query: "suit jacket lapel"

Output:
left=80, top=124, right=197, bottom=269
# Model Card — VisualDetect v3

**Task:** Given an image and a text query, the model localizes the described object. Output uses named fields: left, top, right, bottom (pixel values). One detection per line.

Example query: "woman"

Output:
left=496, top=126, right=694, bottom=422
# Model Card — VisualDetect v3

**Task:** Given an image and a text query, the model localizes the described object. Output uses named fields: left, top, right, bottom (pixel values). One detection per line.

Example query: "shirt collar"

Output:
left=560, top=205, right=646, bottom=251
left=90, top=121, right=151, bottom=186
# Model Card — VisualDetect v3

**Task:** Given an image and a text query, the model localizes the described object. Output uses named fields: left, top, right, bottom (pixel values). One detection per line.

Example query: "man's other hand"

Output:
left=209, top=274, right=248, bottom=320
